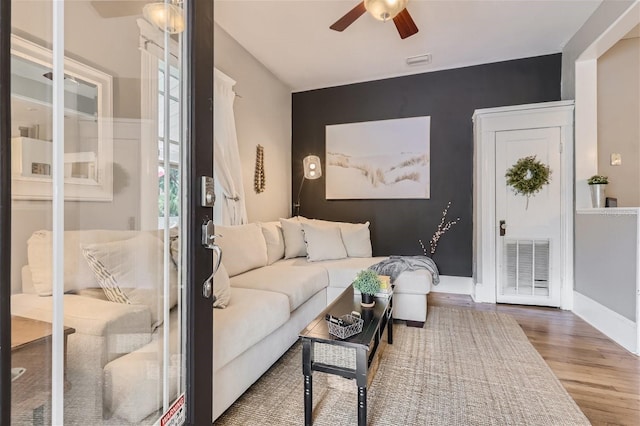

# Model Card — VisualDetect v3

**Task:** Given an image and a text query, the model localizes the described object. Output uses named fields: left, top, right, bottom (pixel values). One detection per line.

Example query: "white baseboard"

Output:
left=432, top=276, right=473, bottom=295
left=572, top=291, right=638, bottom=355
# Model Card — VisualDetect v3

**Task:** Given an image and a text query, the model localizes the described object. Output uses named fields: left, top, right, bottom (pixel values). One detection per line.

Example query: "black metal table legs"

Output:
left=302, top=338, right=313, bottom=426
left=355, top=347, right=368, bottom=426
left=357, top=386, right=367, bottom=426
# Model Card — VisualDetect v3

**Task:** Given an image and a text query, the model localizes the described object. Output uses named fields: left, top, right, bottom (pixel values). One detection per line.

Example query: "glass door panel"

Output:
left=10, top=2, right=55, bottom=423
left=9, top=1, right=191, bottom=424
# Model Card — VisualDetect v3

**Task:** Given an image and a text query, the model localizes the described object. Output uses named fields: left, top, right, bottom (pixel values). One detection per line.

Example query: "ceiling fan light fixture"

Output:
left=143, top=1, right=185, bottom=34
left=364, top=0, right=408, bottom=22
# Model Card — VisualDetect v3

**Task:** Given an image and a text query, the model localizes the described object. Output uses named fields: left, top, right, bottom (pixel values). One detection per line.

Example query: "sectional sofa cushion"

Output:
left=301, top=222, right=347, bottom=262
left=277, top=257, right=432, bottom=295
left=278, top=256, right=380, bottom=287
left=259, top=221, right=285, bottom=265
left=11, top=293, right=152, bottom=341
left=279, top=217, right=307, bottom=259
left=81, top=233, right=178, bottom=329
left=216, top=223, right=268, bottom=277
left=103, top=310, right=181, bottom=423
left=213, top=287, right=290, bottom=370
left=230, top=263, right=328, bottom=311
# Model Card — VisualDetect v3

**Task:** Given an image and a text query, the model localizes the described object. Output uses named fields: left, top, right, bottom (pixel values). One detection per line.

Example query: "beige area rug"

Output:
left=216, top=306, right=590, bottom=425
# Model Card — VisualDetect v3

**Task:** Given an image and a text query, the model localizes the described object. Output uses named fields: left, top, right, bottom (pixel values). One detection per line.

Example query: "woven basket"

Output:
left=326, top=314, right=363, bottom=339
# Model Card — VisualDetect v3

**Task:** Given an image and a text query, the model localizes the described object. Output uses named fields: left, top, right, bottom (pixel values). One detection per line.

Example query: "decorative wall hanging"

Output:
left=505, top=155, right=551, bottom=209
left=325, top=116, right=431, bottom=199
left=254, top=144, right=266, bottom=193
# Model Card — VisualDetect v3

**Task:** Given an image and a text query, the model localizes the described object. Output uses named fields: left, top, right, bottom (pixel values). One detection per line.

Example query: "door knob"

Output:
left=499, top=220, right=506, bottom=236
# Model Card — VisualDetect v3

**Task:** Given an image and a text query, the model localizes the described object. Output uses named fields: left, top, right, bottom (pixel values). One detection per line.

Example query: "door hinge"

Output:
left=559, top=141, right=563, bottom=154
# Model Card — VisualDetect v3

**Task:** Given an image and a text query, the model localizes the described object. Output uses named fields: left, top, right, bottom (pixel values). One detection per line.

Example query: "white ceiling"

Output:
left=214, top=0, right=603, bottom=92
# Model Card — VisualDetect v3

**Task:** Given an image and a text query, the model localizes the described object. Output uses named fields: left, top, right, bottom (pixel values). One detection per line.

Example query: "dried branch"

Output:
left=419, top=201, right=460, bottom=256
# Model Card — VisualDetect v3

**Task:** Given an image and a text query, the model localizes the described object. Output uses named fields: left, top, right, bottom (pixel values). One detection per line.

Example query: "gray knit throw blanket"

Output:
left=369, top=255, right=440, bottom=285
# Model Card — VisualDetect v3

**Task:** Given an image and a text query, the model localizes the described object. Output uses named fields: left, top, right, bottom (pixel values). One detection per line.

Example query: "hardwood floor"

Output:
left=428, top=292, right=640, bottom=426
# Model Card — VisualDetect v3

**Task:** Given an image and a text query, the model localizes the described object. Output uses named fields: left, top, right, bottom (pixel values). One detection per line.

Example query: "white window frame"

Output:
left=138, top=18, right=179, bottom=230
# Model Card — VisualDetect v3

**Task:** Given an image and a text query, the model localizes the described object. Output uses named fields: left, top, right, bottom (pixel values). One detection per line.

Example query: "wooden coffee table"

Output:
left=299, top=285, right=393, bottom=426
left=11, top=316, right=75, bottom=421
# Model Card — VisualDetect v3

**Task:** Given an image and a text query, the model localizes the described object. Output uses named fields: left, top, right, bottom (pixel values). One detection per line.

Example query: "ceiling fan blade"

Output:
left=330, top=1, right=366, bottom=32
left=393, top=8, right=419, bottom=39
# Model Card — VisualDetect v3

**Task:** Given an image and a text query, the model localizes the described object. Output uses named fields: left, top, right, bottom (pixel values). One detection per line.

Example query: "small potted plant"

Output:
left=353, top=270, right=382, bottom=308
left=587, top=175, right=608, bottom=208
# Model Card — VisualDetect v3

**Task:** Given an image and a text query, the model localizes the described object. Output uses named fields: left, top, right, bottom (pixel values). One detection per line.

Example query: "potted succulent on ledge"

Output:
left=353, top=270, right=382, bottom=308
left=587, top=175, right=608, bottom=208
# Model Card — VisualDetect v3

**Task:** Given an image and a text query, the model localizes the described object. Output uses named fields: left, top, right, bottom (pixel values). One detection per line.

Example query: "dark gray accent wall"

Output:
left=292, top=54, right=561, bottom=276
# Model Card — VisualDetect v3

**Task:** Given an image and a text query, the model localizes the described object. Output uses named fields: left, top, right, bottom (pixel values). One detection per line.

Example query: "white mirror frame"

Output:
left=10, top=34, right=113, bottom=201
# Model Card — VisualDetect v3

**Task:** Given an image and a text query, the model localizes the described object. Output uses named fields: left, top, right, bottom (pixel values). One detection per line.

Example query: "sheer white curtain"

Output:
left=214, top=68, right=247, bottom=225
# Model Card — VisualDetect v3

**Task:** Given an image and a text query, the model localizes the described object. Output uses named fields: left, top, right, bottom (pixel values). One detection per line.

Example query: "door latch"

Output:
left=202, top=219, right=216, bottom=248
left=499, top=220, right=506, bottom=237
left=201, top=176, right=215, bottom=207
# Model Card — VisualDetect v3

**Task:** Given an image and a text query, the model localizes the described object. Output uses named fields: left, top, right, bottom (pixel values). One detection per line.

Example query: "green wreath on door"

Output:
left=505, top=155, right=551, bottom=209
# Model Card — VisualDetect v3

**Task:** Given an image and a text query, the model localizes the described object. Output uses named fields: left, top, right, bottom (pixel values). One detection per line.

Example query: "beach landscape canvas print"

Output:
left=326, top=116, right=431, bottom=199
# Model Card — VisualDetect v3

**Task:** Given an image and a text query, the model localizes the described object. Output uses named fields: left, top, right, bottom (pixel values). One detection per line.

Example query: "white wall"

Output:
left=561, top=0, right=636, bottom=100
left=563, top=1, right=640, bottom=353
left=12, top=0, right=143, bottom=118
left=563, top=0, right=638, bottom=209
left=213, top=23, right=292, bottom=223
left=597, top=35, right=640, bottom=206
left=10, top=2, right=144, bottom=293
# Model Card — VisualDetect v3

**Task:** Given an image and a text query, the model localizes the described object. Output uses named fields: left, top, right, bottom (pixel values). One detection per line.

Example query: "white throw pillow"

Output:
left=81, top=233, right=179, bottom=329
left=279, top=217, right=307, bottom=259
left=304, top=219, right=373, bottom=258
left=259, top=221, right=285, bottom=265
left=301, top=222, right=348, bottom=262
left=216, top=223, right=268, bottom=277
left=339, top=221, right=372, bottom=257
left=27, top=229, right=139, bottom=296
left=213, top=263, right=231, bottom=309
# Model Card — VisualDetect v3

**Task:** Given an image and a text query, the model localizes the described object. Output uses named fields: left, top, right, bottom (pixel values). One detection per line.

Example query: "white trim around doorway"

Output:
left=472, top=101, right=575, bottom=310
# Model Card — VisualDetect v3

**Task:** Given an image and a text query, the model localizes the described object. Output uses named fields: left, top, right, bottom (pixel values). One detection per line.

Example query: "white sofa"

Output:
left=11, top=218, right=433, bottom=424
left=206, top=218, right=432, bottom=420
left=11, top=229, right=171, bottom=424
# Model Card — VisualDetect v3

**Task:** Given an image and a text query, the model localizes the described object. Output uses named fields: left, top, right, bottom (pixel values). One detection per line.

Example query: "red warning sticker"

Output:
left=159, top=394, right=186, bottom=426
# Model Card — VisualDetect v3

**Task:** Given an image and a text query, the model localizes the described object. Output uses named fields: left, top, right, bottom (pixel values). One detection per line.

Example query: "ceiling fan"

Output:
left=330, top=0, right=419, bottom=40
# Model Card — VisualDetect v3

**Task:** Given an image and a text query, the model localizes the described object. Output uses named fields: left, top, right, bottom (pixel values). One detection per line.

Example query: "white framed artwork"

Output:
left=326, top=116, right=431, bottom=199
left=10, top=34, right=113, bottom=201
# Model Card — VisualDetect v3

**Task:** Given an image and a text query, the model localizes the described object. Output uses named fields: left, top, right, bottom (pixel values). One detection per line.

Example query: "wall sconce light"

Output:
left=143, top=1, right=185, bottom=34
left=294, top=155, right=322, bottom=216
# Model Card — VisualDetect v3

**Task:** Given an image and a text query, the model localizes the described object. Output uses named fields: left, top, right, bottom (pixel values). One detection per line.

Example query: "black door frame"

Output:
left=0, top=0, right=12, bottom=423
left=0, top=0, right=214, bottom=423
left=185, top=0, right=214, bottom=424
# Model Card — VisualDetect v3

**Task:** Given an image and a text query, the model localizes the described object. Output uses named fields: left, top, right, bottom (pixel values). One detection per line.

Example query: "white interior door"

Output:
left=495, top=127, right=562, bottom=306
